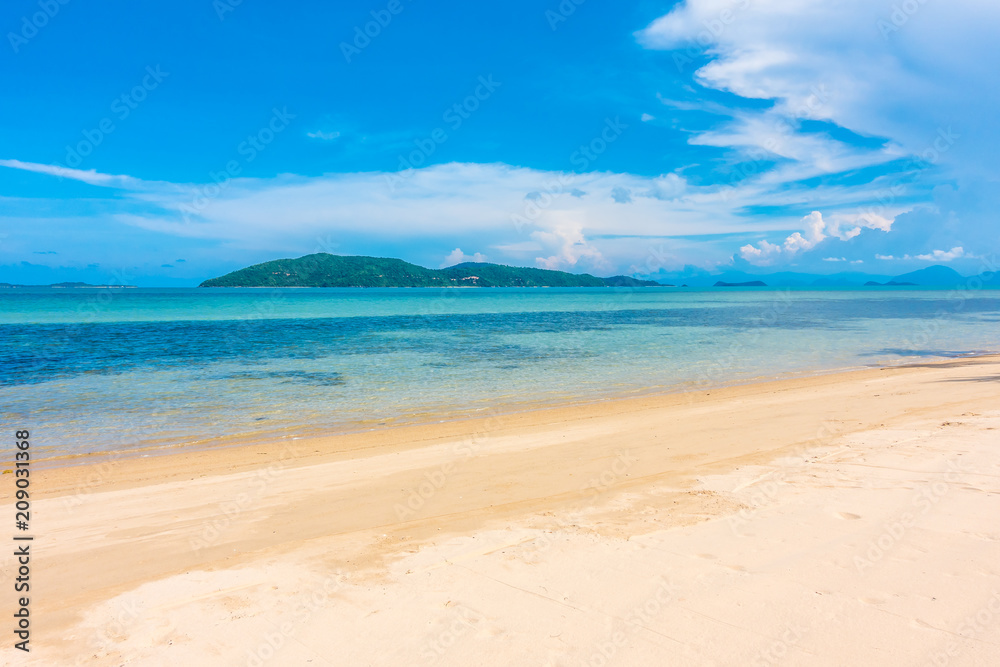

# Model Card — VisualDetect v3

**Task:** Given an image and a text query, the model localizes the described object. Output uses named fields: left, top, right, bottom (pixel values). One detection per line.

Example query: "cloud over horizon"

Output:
left=1, top=0, right=997, bottom=284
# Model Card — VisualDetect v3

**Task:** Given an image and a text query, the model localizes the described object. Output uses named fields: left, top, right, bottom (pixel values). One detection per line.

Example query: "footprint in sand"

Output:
left=966, top=532, right=1000, bottom=542
left=836, top=512, right=862, bottom=520
left=860, top=596, right=888, bottom=605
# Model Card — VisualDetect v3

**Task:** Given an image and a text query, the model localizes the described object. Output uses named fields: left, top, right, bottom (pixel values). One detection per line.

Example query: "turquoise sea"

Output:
left=2, top=286, right=999, bottom=458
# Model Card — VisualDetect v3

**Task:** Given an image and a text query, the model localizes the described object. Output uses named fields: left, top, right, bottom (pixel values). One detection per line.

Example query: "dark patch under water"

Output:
left=224, top=370, right=347, bottom=386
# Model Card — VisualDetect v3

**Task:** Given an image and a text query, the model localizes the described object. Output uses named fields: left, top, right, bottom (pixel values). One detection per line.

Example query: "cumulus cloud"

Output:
left=738, top=240, right=784, bottom=265
left=533, top=225, right=610, bottom=272
left=740, top=211, right=827, bottom=264
left=441, top=248, right=488, bottom=267
left=738, top=210, right=898, bottom=265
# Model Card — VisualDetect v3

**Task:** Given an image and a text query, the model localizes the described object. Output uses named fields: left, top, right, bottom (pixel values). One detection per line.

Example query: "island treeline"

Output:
left=200, top=254, right=664, bottom=288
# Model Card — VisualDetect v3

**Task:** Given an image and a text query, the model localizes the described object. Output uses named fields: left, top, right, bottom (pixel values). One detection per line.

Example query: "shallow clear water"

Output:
left=2, top=287, right=999, bottom=457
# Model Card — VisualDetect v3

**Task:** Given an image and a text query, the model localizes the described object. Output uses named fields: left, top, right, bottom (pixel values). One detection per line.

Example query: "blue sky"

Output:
left=1, top=0, right=998, bottom=285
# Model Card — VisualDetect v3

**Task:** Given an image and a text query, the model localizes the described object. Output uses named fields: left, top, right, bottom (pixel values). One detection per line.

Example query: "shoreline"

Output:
left=4, top=355, right=1000, bottom=664
left=9, top=354, right=1000, bottom=501
left=25, top=352, right=1000, bottom=471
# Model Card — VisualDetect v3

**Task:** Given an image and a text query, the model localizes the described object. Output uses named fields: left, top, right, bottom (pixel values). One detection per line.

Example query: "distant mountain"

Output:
left=666, top=268, right=892, bottom=288
left=649, top=264, right=994, bottom=288
left=604, top=275, right=667, bottom=287
left=199, top=254, right=667, bottom=288
left=196, top=256, right=998, bottom=290
left=0, top=282, right=136, bottom=288
left=890, top=265, right=966, bottom=286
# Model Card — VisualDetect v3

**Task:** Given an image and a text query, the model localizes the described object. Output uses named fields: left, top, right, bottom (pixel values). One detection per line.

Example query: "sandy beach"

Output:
left=3, top=357, right=1000, bottom=665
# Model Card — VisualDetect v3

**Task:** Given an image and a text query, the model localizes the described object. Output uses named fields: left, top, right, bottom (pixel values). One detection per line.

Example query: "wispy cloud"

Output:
left=0, top=154, right=974, bottom=275
left=306, top=130, right=341, bottom=141
left=0, top=159, right=141, bottom=188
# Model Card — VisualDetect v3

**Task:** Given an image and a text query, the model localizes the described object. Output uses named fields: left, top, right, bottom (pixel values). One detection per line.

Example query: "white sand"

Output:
left=3, top=359, right=1000, bottom=665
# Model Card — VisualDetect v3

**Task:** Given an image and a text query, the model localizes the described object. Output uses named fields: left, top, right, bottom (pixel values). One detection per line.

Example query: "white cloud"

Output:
left=641, top=113, right=655, bottom=122
left=740, top=211, right=827, bottom=264
left=639, top=0, right=1000, bottom=267
left=639, top=0, right=1000, bottom=159
left=0, top=158, right=140, bottom=188
left=738, top=239, right=783, bottom=265
left=307, top=131, right=341, bottom=141
left=441, top=248, right=488, bottom=267
left=0, top=156, right=968, bottom=275
left=916, top=247, right=965, bottom=262
left=738, top=210, right=897, bottom=265
left=532, top=224, right=610, bottom=272
left=877, top=247, right=967, bottom=262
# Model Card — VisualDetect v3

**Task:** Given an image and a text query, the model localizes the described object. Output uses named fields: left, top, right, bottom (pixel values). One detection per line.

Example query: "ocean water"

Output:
left=2, top=286, right=999, bottom=458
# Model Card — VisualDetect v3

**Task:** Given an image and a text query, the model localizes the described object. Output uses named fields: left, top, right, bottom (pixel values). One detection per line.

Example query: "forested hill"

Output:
left=199, top=254, right=663, bottom=288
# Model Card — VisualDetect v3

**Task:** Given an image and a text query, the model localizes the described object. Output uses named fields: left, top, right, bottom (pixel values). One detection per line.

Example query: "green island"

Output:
left=199, top=254, right=666, bottom=288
